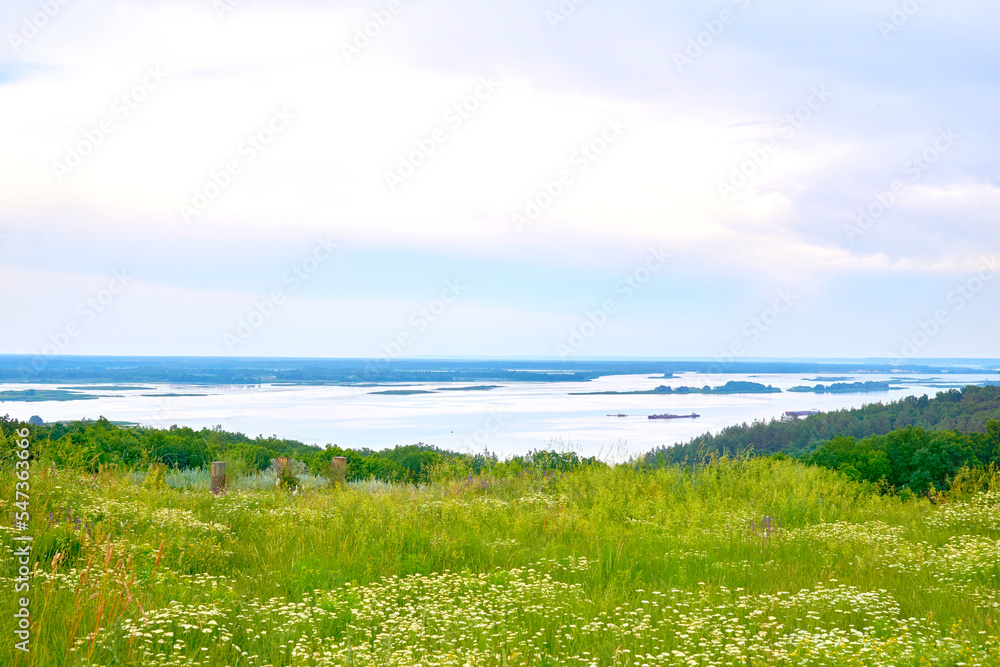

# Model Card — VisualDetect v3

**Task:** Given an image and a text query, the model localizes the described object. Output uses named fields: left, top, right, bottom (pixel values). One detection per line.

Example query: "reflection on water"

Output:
left=3, top=372, right=993, bottom=460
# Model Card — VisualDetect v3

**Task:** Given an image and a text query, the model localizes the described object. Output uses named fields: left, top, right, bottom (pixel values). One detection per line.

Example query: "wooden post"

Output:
left=330, top=456, right=347, bottom=488
left=211, top=461, right=226, bottom=495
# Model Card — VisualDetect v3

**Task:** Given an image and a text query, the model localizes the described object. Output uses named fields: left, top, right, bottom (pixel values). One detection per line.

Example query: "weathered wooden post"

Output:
left=210, top=461, right=226, bottom=495
left=330, top=456, right=347, bottom=488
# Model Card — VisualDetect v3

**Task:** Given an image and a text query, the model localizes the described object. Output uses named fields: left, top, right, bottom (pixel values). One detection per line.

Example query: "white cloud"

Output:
left=1, top=0, right=997, bottom=357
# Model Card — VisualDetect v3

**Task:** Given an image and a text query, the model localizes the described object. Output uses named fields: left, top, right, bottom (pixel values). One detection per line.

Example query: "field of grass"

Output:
left=2, top=458, right=999, bottom=666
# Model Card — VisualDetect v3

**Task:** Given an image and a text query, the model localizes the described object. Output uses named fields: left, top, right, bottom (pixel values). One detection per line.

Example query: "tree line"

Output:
left=645, top=385, right=1000, bottom=494
left=648, top=386, right=1000, bottom=462
left=802, top=423, right=999, bottom=495
left=0, top=416, right=601, bottom=484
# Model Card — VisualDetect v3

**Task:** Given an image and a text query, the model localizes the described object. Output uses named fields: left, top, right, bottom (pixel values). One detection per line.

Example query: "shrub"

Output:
left=143, top=462, right=168, bottom=491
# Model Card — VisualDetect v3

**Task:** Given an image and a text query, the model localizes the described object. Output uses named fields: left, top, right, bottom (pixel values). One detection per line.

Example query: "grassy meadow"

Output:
left=2, top=458, right=999, bottom=666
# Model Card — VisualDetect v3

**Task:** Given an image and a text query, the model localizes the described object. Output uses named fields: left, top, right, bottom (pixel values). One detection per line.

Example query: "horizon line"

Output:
left=0, top=353, right=998, bottom=364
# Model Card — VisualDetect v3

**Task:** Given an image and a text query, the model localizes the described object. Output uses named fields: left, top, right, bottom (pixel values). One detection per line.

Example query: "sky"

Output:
left=0, top=0, right=997, bottom=363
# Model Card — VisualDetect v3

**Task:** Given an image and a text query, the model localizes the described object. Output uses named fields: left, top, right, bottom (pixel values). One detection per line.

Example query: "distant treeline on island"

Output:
left=787, top=381, right=896, bottom=393
left=572, top=381, right=781, bottom=395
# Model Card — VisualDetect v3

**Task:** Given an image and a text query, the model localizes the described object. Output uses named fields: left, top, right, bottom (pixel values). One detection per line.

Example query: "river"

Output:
left=1, top=372, right=993, bottom=459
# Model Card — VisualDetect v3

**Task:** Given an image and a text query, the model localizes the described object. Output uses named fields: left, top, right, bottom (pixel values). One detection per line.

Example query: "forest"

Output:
left=802, top=422, right=1000, bottom=494
left=646, top=385, right=1000, bottom=493
left=0, top=414, right=595, bottom=485
left=648, top=385, right=1000, bottom=461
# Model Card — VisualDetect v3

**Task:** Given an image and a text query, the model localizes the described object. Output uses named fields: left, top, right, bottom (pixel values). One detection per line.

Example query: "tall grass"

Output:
left=2, top=458, right=998, bottom=665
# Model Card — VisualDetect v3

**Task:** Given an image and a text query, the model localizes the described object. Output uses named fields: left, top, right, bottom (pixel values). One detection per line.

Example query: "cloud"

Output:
left=0, top=0, right=997, bottom=357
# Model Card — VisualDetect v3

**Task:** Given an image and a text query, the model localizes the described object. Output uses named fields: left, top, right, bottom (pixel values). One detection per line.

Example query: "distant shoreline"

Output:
left=2, top=355, right=994, bottom=386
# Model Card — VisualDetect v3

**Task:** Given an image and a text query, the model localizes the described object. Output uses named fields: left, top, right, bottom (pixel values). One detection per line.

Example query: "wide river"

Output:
left=2, top=372, right=994, bottom=460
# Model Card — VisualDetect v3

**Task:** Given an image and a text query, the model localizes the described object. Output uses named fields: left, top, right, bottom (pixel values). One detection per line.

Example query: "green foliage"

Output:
left=276, top=465, right=299, bottom=490
left=0, top=416, right=514, bottom=484
left=648, top=385, right=1000, bottom=464
left=142, top=462, right=167, bottom=491
left=426, top=456, right=472, bottom=484
left=579, top=380, right=780, bottom=395
left=949, top=463, right=1000, bottom=497
left=788, top=381, right=892, bottom=393
left=803, top=423, right=999, bottom=494
left=805, top=435, right=892, bottom=484
left=3, top=458, right=999, bottom=666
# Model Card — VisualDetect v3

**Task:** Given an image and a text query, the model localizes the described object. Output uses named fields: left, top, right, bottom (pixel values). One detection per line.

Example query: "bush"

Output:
left=268, top=458, right=305, bottom=490
left=143, top=462, right=168, bottom=491
left=277, top=466, right=299, bottom=490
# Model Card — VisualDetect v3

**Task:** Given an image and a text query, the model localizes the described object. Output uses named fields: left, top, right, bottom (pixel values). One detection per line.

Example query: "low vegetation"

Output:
left=3, top=385, right=1000, bottom=665
left=2, top=455, right=999, bottom=666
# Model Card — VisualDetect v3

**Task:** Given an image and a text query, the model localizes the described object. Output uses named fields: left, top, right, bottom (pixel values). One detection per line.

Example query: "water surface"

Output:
left=2, top=372, right=992, bottom=459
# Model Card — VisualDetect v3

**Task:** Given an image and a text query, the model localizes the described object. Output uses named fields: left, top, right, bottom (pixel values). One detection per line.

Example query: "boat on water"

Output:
left=607, top=413, right=628, bottom=417
left=648, top=413, right=700, bottom=420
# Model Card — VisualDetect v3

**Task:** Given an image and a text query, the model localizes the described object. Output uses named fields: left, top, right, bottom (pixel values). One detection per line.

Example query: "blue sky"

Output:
left=0, top=0, right=997, bottom=361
